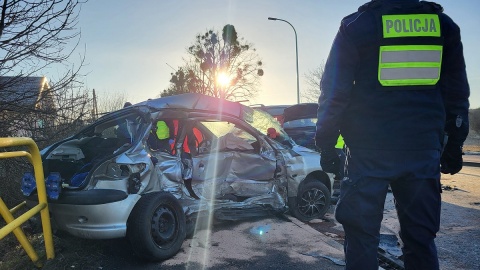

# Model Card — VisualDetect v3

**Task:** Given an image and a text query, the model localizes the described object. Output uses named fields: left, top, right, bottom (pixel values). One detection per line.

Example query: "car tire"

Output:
left=290, top=181, right=331, bottom=222
left=127, top=192, right=186, bottom=261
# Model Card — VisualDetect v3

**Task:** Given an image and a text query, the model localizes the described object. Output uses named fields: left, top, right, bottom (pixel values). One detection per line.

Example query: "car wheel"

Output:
left=127, top=192, right=186, bottom=261
left=290, top=181, right=331, bottom=222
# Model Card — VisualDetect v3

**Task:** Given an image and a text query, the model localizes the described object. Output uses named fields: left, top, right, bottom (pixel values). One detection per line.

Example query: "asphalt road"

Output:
left=87, top=215, right=346, bottom=270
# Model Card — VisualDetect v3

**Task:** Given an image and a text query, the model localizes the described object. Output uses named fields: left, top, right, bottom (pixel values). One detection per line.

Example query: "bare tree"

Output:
left=162, top=24, right=264, bottom=101
left=95, top=89, right=129, bottom=115
left=0, top=0, right=90, bottom=136
left=302, top=63, right=324, bottom=103
left=0, top=0, right=82, bottom=75
left=46, top=83, right=92, bottom=143
left=0, top=0, right=87, bottom=206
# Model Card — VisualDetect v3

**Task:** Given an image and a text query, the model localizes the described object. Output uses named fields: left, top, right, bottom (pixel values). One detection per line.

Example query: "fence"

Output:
left=0, top=137, right=54, bottom=267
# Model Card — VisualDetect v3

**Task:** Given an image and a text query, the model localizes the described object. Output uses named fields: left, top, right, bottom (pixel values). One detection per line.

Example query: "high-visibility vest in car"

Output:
left=156, top=121, right=170, bottom=140
left=378, top=14, right=442, bottom=87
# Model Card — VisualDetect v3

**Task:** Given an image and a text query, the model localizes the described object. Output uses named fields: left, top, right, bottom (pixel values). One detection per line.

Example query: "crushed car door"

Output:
left=188, top=119, right=277, bottom=199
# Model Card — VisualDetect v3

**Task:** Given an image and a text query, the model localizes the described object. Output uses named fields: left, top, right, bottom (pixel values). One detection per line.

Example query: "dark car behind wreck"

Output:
left=282, top=103, right=319, bottom=150
left=257, top=103, right=319, bottom=150
left=21, top=94, right=333, bottom=261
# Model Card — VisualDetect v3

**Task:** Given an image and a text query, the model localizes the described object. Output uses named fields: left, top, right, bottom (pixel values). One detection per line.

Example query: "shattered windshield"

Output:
left=202, top=121, right=256, bottom=143
left=250, top=109, right=290, bottom=141
left=79, top=111, right=146, bottom=143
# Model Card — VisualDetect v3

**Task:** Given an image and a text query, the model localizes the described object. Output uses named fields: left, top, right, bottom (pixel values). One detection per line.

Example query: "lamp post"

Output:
left=268, top=17, right=300, bottom=104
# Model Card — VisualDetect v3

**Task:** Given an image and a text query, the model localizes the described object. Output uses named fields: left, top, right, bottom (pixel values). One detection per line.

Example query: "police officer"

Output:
left=315, top=0, right=470, bottom=269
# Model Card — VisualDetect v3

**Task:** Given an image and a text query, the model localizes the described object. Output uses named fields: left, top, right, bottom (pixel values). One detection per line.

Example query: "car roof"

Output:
left=283, top=103, right=318, bottom=122
left=251, top=104, right=291, bottom=117
left=135, top=93, right=252, bottom=120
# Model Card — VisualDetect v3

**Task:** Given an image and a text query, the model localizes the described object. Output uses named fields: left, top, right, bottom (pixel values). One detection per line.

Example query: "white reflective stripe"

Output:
left=381, top=50, right=442, bottom=63
left=380, top=67, right=440, bottom=80
left=378, top=45, right=442, bottom=86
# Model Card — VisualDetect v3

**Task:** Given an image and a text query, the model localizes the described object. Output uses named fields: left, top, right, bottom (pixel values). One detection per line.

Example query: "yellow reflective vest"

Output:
left=378, top=14, right=442, bottom=86
left=155, top=121, right=170, bottom=140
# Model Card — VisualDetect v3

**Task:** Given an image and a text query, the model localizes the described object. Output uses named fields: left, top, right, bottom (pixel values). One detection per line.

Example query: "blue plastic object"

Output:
left=70, top=172, right=88, bottom=187
left=46, top=172, right=62, bottom=200
left=21, top=172, right=37, bottom=196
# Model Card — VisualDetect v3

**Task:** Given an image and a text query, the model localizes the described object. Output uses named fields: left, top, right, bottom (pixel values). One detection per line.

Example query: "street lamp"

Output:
left=268, top=17, right=300, bottom=104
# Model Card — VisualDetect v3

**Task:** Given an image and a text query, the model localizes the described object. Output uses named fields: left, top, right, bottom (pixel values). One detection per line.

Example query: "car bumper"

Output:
left=29, top=193, right=141, bottom=239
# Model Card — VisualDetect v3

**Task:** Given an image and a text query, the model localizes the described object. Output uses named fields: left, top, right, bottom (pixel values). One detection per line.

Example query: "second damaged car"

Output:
left=21, top=93, right=334, bottom=261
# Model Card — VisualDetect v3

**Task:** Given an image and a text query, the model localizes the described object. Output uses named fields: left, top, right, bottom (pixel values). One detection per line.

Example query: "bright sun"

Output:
left=217, top=72, right=231, bottom=87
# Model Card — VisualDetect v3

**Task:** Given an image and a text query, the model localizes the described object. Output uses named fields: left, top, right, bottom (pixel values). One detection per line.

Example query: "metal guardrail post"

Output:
left=0, top=137, right=55, bottom=266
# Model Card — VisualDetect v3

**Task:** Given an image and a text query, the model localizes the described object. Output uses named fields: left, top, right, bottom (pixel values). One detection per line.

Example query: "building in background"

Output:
left=0, top=76, right=55, bottom=139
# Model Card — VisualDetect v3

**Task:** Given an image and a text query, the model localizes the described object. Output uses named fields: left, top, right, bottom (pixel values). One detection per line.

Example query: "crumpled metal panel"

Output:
left=181, top=156, right=193, bottom=180
left=284, top=153, right=308, bottom=197
left=191, top=153, right=230, bottom=183
left=117, top=149, right=156, bottom=194
left=227, top=152, right=275, bottom=181
left=115, top=148, right=148, bottom=164
left=151, top=152, right=183, bottom=197
left=272, top=145, right=319, bottom=197
left=189, top=151, right=277, bottom=199
left=259, top=140, right=277, bottom=161
left=178, top=188, right=287, bottom=221
left=228, top=180, right=276, bottom=200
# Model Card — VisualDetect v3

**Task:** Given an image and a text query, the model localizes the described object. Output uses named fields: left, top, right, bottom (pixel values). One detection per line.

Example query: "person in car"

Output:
left=148, top=120, right=174, bottom=153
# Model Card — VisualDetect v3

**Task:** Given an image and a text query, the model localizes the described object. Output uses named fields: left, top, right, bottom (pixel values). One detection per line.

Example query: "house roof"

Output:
left=0, top=76, right=50, bottom=109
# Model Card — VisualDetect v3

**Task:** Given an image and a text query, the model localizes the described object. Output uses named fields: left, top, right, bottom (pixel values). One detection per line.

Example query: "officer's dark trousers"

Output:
left=335, top=148, right=441, bottom=270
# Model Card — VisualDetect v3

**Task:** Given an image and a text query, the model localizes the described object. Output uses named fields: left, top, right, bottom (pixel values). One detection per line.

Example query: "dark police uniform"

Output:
left=315, top=0, right=470, bottom=269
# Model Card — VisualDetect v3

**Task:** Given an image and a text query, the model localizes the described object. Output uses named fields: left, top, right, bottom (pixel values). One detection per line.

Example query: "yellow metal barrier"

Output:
left=0, top=137, right=55, bottom=267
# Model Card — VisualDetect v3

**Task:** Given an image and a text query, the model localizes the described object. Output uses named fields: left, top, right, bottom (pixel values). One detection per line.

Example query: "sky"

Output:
left=58, top=0, right=479, bottom=108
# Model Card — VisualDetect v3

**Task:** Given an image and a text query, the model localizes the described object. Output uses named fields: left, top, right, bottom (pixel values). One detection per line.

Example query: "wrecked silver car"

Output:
left=21, top=93, right=334, bottom=261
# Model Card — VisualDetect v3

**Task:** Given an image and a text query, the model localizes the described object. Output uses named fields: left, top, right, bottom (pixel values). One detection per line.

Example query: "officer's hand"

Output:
left=320, top=148, right=341, bottom=176
left=440, top=143, right=463, bottom=175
